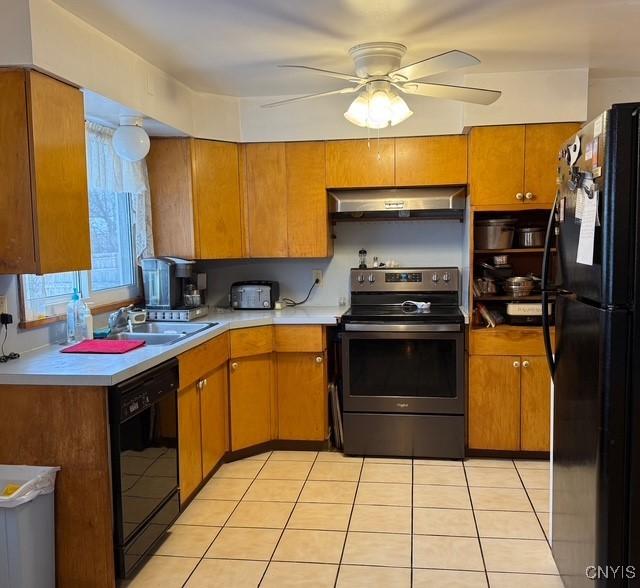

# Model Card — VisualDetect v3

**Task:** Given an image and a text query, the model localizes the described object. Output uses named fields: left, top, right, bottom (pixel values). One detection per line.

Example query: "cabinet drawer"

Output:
left=179, top=332, right=229, bottom=388
left=470, top=327, right=553, bottom=356
left=230, top=326, right=273, bottom=358
left=274, top=325, right=326, bottom=352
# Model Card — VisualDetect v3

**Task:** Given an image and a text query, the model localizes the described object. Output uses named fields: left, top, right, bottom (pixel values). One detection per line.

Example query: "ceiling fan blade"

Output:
left=389, top=50, right=480, bottom=82
left=279, top=65, right=364, bottom=83
left=396, top=81, right=501, bottom=105
left=262, top=85, right=363, bottom=108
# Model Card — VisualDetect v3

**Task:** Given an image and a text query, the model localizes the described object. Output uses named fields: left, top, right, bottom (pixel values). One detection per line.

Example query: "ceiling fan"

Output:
left=263, top=42, right=501, bottom=129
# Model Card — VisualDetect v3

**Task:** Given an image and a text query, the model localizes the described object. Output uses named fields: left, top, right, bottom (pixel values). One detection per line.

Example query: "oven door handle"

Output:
left=343, top=323, right=461, bottom=333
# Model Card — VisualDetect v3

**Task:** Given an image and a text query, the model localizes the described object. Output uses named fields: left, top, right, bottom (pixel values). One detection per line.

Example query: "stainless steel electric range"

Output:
left=340, top=267, right=466, bottom=458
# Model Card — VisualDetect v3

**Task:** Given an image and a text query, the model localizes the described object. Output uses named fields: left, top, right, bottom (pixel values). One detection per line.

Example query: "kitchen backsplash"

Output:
left=201, top=219, right=470, bottom=310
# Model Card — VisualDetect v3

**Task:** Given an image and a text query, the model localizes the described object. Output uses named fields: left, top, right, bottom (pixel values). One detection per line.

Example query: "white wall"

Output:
left=463, top=69, right=589, bottom=127
left=27, top=0, right=242, bottom=141
left=0, top=0, right=32, bottom=65
left=587, top=76, right=640, bottom=120
left=201, top=219, right=468, bottom=310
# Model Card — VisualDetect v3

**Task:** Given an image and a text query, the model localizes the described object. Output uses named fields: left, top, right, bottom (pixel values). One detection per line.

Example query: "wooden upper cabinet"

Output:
left=469, top=355, right=521, bottom=451
left=523, top=122, right=581, bottom=206
left=244, top=143, right=288, bottom=257
left=285, top=142, right=332, bottom=257
left=147, top=138, right=243, bottom=260
left=395, top=135, right=467, bottom=186
left=192, top=140, right=243, bottom=258
left=326, top=139, right=395, bottom=188
left=0, top=69, right=90, bottom=274
left=469, top=125, right=526, bottom=207
left=148, top=139, right=196, bottom=259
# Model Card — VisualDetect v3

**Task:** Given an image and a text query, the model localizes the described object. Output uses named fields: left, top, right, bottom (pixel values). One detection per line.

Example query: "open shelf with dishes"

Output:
left=470, top=208, right=555, bottom=330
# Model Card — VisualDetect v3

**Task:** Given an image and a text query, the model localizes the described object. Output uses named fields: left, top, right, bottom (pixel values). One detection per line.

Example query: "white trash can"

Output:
left=0, top=465, right=60, bottom=588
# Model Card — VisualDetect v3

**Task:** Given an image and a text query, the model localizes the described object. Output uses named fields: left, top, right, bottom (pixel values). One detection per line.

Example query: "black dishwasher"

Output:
left=109, top=358, right=180, bottom=578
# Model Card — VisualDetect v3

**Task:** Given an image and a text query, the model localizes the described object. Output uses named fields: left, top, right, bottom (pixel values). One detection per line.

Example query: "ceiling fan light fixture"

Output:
left=367, top=89, right=392, bottom=125
left=389, top=94, right=413, bottom=126
left=343, top=94, right=369, bottom=127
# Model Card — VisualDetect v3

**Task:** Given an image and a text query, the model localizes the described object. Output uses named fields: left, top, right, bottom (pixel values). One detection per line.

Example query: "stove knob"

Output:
left=357, top=273, right=365, bottom=284
left=431, top=273, right=439, bottom=283
left=442, top=272, right=451, bottom=283
left=368, top=273, right=376, bottom=284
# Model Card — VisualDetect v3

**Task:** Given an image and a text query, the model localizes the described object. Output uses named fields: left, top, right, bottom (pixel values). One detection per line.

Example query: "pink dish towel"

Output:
left=61, top=339, right=146, bottom=354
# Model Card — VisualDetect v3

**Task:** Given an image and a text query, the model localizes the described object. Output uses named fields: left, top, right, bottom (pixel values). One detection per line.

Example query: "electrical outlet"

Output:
left=0, top=296, right=6, bottom=315
left=312, top=270, right=323, bottom=286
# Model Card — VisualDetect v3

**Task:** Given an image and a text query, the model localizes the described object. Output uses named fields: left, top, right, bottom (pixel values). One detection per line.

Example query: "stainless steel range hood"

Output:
left=328, top=187, right=466, bottom=222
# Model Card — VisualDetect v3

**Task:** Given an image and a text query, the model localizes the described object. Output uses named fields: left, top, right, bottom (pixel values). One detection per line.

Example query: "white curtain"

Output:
left=85, top=121, right=154, bottom=262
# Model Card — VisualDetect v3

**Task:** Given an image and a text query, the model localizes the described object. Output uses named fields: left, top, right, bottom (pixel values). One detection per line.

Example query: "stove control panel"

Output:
left=350, top=268, right=459, bottom=293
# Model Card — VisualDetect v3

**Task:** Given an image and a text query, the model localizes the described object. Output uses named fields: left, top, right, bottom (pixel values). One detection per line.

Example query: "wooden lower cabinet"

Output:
left=178, top=382, right=204, bottom=503
left=469, top=354, right=551, bottom=452
left=229, top=353, right=273, bottom=450
left=200, top=363, right=230, bottom=476
left=277, top=351, right=328, bottom=441
left=469, top=355, right=521, bottom=451
left=520, top=356, right=552, bottom=451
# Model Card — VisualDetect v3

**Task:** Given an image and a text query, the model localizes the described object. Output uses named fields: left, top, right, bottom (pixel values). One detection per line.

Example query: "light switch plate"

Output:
left=0, top=296, right=7, bottom=315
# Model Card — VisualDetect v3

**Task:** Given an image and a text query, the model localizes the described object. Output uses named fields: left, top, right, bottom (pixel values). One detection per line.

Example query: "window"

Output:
left=19, top=121, right=152, bottom=324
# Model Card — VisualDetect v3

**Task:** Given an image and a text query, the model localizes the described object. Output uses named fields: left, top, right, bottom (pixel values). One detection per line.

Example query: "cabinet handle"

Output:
left=315, top=356, right=323, bottom=364
left=231, top=362, right=239, bottom=371
left=524, top=192, right=534, bottom=200
left=513, top=360, right=520, bottom=368
left=196, top=380, right=202, bottom=393
left=522, top=360, right=530, bottom=368
left=202, top=378, right=208, bottom=386
left=515, top=192, right=524, bottom=201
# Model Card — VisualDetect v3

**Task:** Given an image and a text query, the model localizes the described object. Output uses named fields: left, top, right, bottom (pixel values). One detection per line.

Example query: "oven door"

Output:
left=341, top=326, right=464, bottom=414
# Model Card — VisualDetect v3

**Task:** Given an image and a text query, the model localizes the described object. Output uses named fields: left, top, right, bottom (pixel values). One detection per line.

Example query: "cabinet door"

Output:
left=192, top=140, right=244, bottom=259
left=0, top=71, right=35, bottom=274
left=200, top=364, right=229, bottom=476
left=277, top=352, right=327, bottom=441
left=520, top=356, right=551, bottom=451
left=28, top=71, right=91, bottom=274
left=229, top=354, right=273, bottom=450
left=244, top=143, right=288, bottom=257
left=395, top=135, right=467, bottom=186
left=326, top=139, right=395, bottom=188
left=469, top=355, right=521, bottom=450
left=178, top=382, right=203, bottom=503
left=147, top=138, right=197, bottom=259
left=286, top=142, right=331, bottom=257
left=469, top=125, right=525, bottom=207
left=523, top=123, right=581, bottom=206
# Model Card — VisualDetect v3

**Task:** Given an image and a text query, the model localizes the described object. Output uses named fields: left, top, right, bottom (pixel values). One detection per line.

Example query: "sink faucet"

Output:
left=108, top=304, right=133, bottom=333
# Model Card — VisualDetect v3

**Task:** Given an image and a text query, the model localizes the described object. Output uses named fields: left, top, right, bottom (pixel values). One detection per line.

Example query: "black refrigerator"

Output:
left=542, top=103, right=640, bottom=587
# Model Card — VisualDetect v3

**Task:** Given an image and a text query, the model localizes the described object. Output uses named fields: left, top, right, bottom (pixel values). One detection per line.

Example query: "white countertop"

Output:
left=0, top=307, right=345, bottom=387
left=0, top=305, right=469, bottom=387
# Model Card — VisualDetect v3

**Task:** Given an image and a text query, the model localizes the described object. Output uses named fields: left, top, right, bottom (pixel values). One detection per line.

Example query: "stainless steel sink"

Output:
left=108, top=322, right=218, bottom=345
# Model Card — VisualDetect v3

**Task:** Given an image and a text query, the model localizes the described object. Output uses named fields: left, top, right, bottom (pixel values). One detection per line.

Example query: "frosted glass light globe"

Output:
left=112, top=119, right=150, bottom=162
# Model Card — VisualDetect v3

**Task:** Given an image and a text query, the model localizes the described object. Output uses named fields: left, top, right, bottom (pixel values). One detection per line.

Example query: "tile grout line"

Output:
left=179, top=453, right=273, bottom=588
left=463, top=459, right=490, bottom=587
left=513, top=461, right=551, bottom=545
left=333, top=456, right=365, bottom=588
left=410, top=458, right=414, bottom=587
left=257, top=451, right=321, bottom=587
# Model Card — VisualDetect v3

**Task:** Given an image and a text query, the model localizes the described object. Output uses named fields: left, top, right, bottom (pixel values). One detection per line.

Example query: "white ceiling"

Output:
left=55, top=0, right=640, bottom=97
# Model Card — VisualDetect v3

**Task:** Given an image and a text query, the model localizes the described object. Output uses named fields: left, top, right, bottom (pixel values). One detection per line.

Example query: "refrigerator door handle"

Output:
left=541, top=193, right=558, bottom=378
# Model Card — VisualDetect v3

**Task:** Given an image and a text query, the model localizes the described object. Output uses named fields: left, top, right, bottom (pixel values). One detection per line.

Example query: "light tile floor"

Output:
left=123, top=452, right=560, bottom=588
